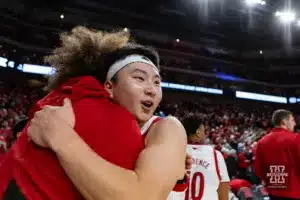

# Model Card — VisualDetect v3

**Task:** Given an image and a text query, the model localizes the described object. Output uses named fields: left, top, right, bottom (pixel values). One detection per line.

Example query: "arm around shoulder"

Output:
left=53, top=116, right=187, bottom=200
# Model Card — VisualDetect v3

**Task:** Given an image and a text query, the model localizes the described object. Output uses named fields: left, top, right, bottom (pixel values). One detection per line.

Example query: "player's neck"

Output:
left=188, top=134, right=204, bottom=144
left=276, top=125, right=288, bottom=131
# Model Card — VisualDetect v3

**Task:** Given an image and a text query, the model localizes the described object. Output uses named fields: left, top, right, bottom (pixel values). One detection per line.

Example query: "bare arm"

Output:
left=51, top=116, right=187, bottom=200
left=218, top=182, right=229, bottom=200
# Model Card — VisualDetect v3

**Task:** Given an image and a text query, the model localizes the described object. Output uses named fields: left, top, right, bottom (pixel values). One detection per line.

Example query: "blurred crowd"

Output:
left=0, top=81, right=43, bottom=151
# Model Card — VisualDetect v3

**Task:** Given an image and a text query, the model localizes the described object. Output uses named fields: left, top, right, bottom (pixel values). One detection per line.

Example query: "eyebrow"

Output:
left=131, top=68, right=162, bottom=80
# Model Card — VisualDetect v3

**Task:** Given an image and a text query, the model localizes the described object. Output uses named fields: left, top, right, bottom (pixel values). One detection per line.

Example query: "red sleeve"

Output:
left=294, top=135, right=300, bottom=177
left=254, top=143, right=263, bottom=179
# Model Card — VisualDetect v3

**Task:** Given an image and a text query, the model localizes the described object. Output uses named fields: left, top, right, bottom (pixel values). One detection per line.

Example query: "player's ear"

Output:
left=281, top=119, right=287, bottom=126
left=195, top=128, right=200, bottom=136
left=104, top=80, right=114, bottom=99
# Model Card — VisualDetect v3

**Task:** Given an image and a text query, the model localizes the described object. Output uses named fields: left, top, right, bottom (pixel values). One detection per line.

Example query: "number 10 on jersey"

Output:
left=185, top=171, right=204, bottom=200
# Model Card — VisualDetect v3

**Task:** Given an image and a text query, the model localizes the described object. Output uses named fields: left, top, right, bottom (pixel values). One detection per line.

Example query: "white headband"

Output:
left=106, top=54, right=158, bottom=81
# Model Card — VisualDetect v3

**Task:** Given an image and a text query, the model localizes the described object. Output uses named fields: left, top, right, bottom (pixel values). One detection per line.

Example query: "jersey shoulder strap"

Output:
left=141, top=116, right=162, bottom=136
left=213, top=148, right=221, bottom=181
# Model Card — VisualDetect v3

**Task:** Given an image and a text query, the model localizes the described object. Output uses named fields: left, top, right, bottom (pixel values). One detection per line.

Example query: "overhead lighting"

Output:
left=245, top=0, right=266, bottom=6
left=124, top=27, right=128, bottom=32
left=259, top=50, right=263, bottom=54
left=176, top=38, right=180, bottom=42
left=275, top=11, right=296, bottom=24
left=60, top=14, right=64, bottom=19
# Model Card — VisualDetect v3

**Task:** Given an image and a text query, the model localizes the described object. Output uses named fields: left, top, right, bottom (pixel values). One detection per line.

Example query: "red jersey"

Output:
left=0, top=76, right=144, bottom=200
left=254, top=127, right=300, bottom=199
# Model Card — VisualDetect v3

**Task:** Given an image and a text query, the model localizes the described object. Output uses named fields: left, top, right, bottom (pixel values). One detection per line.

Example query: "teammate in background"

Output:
left=181, top=115, right=230, bottom=200
left=255, top=109, right=300, bottom=200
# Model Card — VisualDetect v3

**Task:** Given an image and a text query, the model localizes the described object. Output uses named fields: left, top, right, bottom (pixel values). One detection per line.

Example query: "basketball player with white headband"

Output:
left=1, top=26, right=189, bottom=200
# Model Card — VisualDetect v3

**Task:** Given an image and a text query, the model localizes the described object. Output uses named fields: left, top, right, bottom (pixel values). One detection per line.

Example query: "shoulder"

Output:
left=73, top=99, right=139, bottom=133
left=75, top=98, right=135, bottom=118
left=154, top=116, right=186, bottom=137
left=146, top=116, right=187, bottom=145
left=257, top=134, right=268, bottom=146
left=215, top=149, right=225, bottom=161
left=157, top=116, right=184, bottom=128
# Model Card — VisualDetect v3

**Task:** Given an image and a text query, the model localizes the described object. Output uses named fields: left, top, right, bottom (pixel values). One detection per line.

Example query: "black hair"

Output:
left=181, top=116, right=204, bottom=137
left=272, top=109, right=292, bottom=126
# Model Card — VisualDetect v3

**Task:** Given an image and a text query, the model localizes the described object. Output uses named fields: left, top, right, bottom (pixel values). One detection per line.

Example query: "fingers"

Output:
left=185, top=154, right=193, bottom=170
left=63, top=98, right=72, bottom=108
left=186, top=154, right=192, bottom=159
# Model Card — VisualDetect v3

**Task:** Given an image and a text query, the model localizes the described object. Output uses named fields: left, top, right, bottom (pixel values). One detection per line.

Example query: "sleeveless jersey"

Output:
left=141, top=115, right=162, bottom=138
left=168, top=145, right=230, bottom=200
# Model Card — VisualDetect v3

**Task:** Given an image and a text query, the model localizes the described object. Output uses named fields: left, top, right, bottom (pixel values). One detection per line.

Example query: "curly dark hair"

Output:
left=45, top=26, right=160, bottom=90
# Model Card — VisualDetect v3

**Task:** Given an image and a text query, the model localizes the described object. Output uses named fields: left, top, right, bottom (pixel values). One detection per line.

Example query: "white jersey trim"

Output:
left=140, top=116, right=159, bottom=135
left=215, top=150, right=230, bottom=182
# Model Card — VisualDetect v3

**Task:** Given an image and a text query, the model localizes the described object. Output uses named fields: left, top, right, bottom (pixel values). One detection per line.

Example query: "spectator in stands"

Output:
left=255, top=109, right=300, bottom=200
left=225, top=150, right=238, bottom=179
left=229, top=178, right=252, bottom=195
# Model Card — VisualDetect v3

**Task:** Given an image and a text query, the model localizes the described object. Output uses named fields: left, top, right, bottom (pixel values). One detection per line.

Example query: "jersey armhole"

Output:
left=143, top=117, right=162, bottom=138
left=213, top=149, right=221, bottom=182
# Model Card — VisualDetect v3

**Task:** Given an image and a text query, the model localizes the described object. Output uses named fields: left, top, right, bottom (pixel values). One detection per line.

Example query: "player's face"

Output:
left=285, top=115, right=296, bottom=132
left=105, top=63, right=162, bottom=126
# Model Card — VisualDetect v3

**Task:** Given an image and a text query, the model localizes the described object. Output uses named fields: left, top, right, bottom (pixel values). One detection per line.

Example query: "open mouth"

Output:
left=141, top=101, right=153, bottom=109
